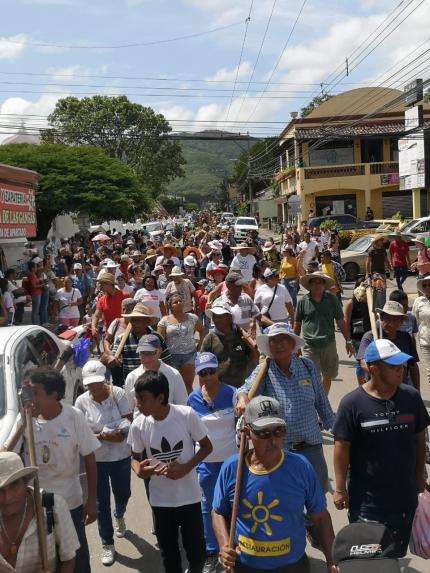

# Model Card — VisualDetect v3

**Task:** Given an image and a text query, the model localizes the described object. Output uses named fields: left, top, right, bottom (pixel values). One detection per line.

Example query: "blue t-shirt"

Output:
left=187, top=383, right=237, bottom=463
left=213, top=451, right=326, bottom=569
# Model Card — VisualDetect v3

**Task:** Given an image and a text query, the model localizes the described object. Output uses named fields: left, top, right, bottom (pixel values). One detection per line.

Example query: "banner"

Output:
left=0, top=184, right=37, bottom=239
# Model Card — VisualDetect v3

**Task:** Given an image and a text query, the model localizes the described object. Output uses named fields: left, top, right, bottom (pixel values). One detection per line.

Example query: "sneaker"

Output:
left=202, top=553, right=221, bottom=573
left=101, top=545, right=115, bottom=566
left=115, top=516, right=126, bottom=538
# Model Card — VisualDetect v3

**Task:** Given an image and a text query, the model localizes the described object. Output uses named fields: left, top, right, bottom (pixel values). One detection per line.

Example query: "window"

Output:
left=13, top=339, right=39, bottom=391
left=27, top=331, right=60, bottom=367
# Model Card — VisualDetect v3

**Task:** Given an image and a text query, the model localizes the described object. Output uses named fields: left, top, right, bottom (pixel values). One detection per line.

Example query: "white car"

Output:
left=0, top=325, right=83, bottom=447
left=234, top=216, right=259, bottom=239
left=142, top=221, right=164, bottom=240
left=399, top=216, right=430, bottom=238
left=220, top=212, right=235, bottom=223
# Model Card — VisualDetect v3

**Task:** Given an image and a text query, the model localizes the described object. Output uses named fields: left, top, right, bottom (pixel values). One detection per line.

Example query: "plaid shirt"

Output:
left=112, top=327, right=172, bottom=377
left=238, top=356, right=335, bottom=447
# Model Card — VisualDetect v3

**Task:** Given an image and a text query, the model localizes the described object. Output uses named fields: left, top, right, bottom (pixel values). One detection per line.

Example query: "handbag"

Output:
left=409, top=489, right=430, bottom=559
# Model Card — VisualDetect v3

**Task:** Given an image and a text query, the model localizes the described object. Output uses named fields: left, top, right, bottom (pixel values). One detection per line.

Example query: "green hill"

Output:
left=166, top=131, right=252, bottom=198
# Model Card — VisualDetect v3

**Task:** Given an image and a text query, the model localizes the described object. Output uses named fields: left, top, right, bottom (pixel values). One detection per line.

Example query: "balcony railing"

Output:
left=302, top=161, right=399, bottom=180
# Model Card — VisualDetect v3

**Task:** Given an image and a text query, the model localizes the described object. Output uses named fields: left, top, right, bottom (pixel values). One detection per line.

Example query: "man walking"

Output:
left=333, top=339, right=429, bottom=557
left=389, top=232, right=410, bottom=290
left=294, top=272, right=354, bottom=394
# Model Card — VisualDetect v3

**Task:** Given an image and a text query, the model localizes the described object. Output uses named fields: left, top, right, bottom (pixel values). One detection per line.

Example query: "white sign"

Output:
left=399, top=133, right=425, bottom=190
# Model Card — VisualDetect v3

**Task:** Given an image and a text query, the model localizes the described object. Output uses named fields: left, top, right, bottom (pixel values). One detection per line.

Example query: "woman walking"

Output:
left=134, top=275, right=167, bottom=319
left=55, top=276, right=83, bottom=327
left=75, top=360, right=132, bottom=566
left=279, top=247, right=299, bottom=307
left=158, top=292, right=205, bottom=393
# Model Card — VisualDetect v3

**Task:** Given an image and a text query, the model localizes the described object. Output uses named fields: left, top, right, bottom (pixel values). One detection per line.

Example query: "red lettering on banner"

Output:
left=0, top=184, right=37, bottom=238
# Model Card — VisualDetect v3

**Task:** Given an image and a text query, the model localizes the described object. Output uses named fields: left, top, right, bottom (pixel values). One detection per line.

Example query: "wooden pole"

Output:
left=114, top=322, right=132, bottom=359
left=365, top=282, right=378, bottom=339
left=228, top=357, right=271, bottom=552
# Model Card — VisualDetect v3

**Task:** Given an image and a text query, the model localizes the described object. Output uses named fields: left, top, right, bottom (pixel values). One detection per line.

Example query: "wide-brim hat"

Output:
left=208, top=240, right=223, bottom=251
left=205, top=300, right=233, bottom=319
left=145, top=249, right=157, bottom=260
left=184, top=255, right=197, bottom=267
left=371, top=235, right=388, bottom=245
left=232, top=242, right=256, bottom=253
left=170, top=266, right=185, bottom=277
left=121, top=302, right=158, bottom=324
left=183, top=246, right=204, bottom=262
left=256, top=323, right=305, bottom=357
left=300, top=272, right=335, bottom=291
left=417, top=274, right=430, bottom=291
left=207, top=266, right=228, bottom=278
left=375, top=300, right=406, bottom=319
left=412, top=235, right=426, bottom=246
left=0, top=452, right=38, bottom=488
left=161, top=244, right=177, bottom=257
left=262, top=241, right=276, bottom=252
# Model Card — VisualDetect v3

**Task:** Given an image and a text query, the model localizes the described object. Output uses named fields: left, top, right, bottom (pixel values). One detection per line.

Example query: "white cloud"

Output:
left=0, top=34, right=27, bottom=60
left=206, top=61, right=252, bottom=82
left=46, top=64, right=109, bottom=82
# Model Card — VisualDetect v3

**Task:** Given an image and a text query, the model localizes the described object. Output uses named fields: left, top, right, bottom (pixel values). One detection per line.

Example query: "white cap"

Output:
left=184, top=255, right=196, bottom=267
left=82, top=360, right=107, bottom=384
left=73, top=263, right=82, bottom=270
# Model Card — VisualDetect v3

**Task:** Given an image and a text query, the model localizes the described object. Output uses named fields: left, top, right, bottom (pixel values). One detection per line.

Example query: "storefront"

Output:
left=315, top=193, right=357, bottom=217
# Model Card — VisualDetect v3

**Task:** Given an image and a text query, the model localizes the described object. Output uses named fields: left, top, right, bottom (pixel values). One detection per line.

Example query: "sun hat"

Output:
left=333, top=522, right=401, bottom=573
left=82, top=359, right=107, bottom=384
left=244, top=396, right=286, bottom=430
left=136, top=334, right=161, bottom=353
left=205, top=300, right=233, bottom=319
left=232, top=242, right=254, bottom=251
left=145, top=249, right=157, bottom=260
left=300, top=271, right=335, bottom=291
left=225, top=272, right=247, bottom=286
left=416, top=274, right=430, bottom=291
left=103, top=259, right=119, bottom=268
left=208, top=240, right=223, bottom=251
left=97, top=272, right=116, bottom=285
left=364, top=339, right=412, bottom=366
left=371, top=235, right=388, bottom=245
left=412, top=235, right=426, bottom=246
left=120, top=254, right=130, bottom=262
left=184, top=255, right=197, bottom=267
left=375, top=300, right=406, bottom=318
left=0, top=452, right=38, bottom=489
left=126, top=239, right=135, bottom=245
left=121, top=302, right=158, bottom=324
left=131, top=250, right=142, bottom=257
left=195, top=352, right=218, bottom=373
left=263, top=267, right=279, bottom=279
left=183, top=246, right=204, bottom=262
left=161, top=244, right=177, bottom=257
left=256, top=322, right=305, bottom=357
left=262, top=241, right=276, bottom=252
left=207, top=266, right=228, bottom=278
left=73, top=262, right=82, bottom=270
left=170, top=265, right=185, bottom=277
left=152, top=264, right=164, bottom=275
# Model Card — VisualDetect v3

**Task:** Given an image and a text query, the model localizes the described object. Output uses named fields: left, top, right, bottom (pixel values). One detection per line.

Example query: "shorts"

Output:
left=303, top=340, right=339, bottom=379
left=170, top=351, right=196, bottom=369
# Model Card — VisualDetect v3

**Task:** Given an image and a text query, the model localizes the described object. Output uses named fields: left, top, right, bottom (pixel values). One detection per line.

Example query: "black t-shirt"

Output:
left=368, top=247, right=386, bottom=274
left=333, top=385, right=430, bottom=512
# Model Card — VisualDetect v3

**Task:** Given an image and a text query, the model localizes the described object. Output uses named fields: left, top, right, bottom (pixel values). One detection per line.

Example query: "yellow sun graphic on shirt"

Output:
left=241, top=491, right=283, bottom=536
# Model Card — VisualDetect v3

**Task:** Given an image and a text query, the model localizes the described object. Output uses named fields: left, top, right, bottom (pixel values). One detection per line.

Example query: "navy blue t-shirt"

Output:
left=333, top=385, right=430, bottom=512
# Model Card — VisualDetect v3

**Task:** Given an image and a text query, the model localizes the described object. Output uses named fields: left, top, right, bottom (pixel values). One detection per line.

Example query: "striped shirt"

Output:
left=237, top=356, right=335, bottom=447
left=112, top=327, right=172, bottom=377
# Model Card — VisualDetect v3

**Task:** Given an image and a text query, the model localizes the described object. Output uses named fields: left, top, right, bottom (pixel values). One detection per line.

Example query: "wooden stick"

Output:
left=228, top=357, right=271, bottom=552
left=114, top=322, right=132, bottom=359
left=24, top=408, right=49, bottom=572
left=365, top=282, right=378, bottom=339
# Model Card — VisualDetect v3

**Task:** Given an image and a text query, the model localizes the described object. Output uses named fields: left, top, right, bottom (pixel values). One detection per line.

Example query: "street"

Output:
left=85, top=278, right=430, bottom=573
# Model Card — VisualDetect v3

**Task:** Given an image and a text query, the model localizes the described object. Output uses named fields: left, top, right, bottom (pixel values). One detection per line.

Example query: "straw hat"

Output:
left=256, top=323, right=305, bottom=357
left=262, top=241, right=276, bottom=252
left=371, top=235, right=388, bottom=245
left=184, top=255, right=197, bottom=267
left=208, top=240, right=223, bottom=251
left=161, top=244, right=177, bottom=258
left=0, top=452, right=37, bottom=488
left=375, top=301, right=406, bottom=319
left=97, top=272, right=116, bottom=285
left=121, top=303, right=158, bottom=324
left=207, top=266, right=228, bottom=278
left=232, top=242, right=255, bottom=252
left=183, top=246, right=204, bottom=262
left=300, top=272, right=335, bottom=291
left=416, top=274, right=430, bottom=292
left=145, top=249, right=158, bottom=260
left=170, top=266, right=185, bottom=277
left=412, top=235, right=426, bottom=246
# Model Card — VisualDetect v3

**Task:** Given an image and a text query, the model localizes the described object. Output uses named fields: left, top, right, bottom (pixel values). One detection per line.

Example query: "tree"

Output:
left=41, top=95, right=185, bottom=196
left=300, top=94, right=334, bottom=117
left=0, top=144, right=152, bottom=238
left=231, top=139, right=277, bottom=202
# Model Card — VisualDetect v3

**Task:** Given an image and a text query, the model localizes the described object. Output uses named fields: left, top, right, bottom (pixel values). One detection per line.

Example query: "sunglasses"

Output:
left=251, top=426, right=287, bottom=439
left=198, top=368, right=217, bottom=377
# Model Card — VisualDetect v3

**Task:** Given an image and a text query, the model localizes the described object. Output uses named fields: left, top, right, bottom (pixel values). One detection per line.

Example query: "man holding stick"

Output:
left=212, top=396, right=335, bottom=572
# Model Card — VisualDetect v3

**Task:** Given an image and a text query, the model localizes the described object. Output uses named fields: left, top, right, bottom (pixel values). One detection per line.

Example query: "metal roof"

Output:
left=295, top=121, right=430, bottom=140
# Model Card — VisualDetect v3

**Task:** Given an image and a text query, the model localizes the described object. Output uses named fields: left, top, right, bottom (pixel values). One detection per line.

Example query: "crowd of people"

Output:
left=0, top=213, right=429, bottom=573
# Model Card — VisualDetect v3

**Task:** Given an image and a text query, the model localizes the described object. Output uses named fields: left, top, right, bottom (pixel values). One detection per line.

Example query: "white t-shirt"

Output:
left=134, top=287, right=165, bottom=318
left=124, top=361, right=188, bottom=412
left=8, top=280, right=26, bottom=304
left=55, top=287, right=82, bottom=319
left=128, top=404, right=207, bottom=507
left=298, top=240, right=318, bottom=266
left=254, top=283, right=292, bottom=321
left=2, top=291, right=14, bottom=313
left=75, top=387, right=131, bottom=462
left=25, top=405, right=100, bottom=510
left=155, top=255, right=181, bottom=268
left=231, top=254, right=256, bottom=283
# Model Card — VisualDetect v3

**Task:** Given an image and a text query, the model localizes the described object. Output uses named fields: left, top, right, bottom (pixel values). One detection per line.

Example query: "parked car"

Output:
left=0, top=325, right=83, bottom=447
left=220, top=212, right=235, bottom=223
left=142, top=221, right=164, bottom=240
left=234, top=216, right=259, bottom=239
left=340, top=234, right=418, bottom=281
left=398, top=216, right=430, bottom=238
left=309, top=214, right=379, bottom=231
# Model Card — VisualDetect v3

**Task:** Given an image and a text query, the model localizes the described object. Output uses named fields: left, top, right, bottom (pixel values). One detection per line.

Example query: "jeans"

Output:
left=39, top=289, right=49, bottom=324
left=348, top=507, right=416, bottom=558
left=31, top=294, right=41, bottom=325
left=96, top=457, right=131, bottom=545
left=170, top=351, right=196, bottom=369
left=393, top=266, right=408, bottom=289
left=152, top=502, right=206, bottom=573
left=197, top=461, right=223, bottom=553
left=292, top=444, right=329, bottom=493
left=282, top=279, right=297, bottom=307
left=70, top=505, right=91, bottom=573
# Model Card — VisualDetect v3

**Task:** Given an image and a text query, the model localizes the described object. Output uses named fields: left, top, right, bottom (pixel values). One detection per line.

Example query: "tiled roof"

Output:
left=295, top=121, right=430, bottom=140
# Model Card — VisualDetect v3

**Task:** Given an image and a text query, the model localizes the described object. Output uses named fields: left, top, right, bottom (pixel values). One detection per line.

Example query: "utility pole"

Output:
left=247, top=132, right=252, bottom=215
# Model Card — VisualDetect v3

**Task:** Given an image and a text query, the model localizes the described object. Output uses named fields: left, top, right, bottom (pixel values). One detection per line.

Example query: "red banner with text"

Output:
left=0, top=184, right=37, bottom=239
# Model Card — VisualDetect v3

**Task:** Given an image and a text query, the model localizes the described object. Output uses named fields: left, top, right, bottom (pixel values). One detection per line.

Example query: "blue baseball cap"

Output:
left=195, top=352, right=218, bottom=373
left=364, top=339, right=412, bottom=366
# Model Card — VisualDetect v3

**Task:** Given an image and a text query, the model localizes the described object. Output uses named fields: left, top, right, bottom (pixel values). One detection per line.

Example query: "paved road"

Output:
left=85, top=280, right=430, bottom=572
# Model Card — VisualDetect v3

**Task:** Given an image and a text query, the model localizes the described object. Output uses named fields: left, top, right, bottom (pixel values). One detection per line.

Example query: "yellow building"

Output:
left=275, top=87, right=430, bottom=222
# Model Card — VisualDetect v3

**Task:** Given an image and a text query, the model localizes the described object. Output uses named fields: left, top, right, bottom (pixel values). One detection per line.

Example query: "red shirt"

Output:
left=27, top=272, right=42, bottom=296
left=96, top=289, right=129, bottom=328
left=389, top=240, right=409, bottom=268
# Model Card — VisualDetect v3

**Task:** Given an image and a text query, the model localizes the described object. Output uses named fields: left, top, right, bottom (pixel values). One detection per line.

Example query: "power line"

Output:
left=4, top=20, right=246, bottom=50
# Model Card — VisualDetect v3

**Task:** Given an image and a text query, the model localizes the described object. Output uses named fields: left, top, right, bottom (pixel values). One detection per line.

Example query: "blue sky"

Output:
left=0, top=0, right=429, bottom=141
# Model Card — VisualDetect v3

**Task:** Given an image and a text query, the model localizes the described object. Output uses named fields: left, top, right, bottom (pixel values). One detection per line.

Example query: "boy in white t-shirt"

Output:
left=129, top=370, right=213, bottom=573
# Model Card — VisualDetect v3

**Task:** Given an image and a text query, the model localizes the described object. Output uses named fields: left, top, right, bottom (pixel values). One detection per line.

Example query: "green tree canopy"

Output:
left=0, top=143, right=151, bottom=238
left=300, top=94, right=333, bottom=117
left=41, top=95, right=185, bottom=196
left=231, top=139, right=277, bottom=200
